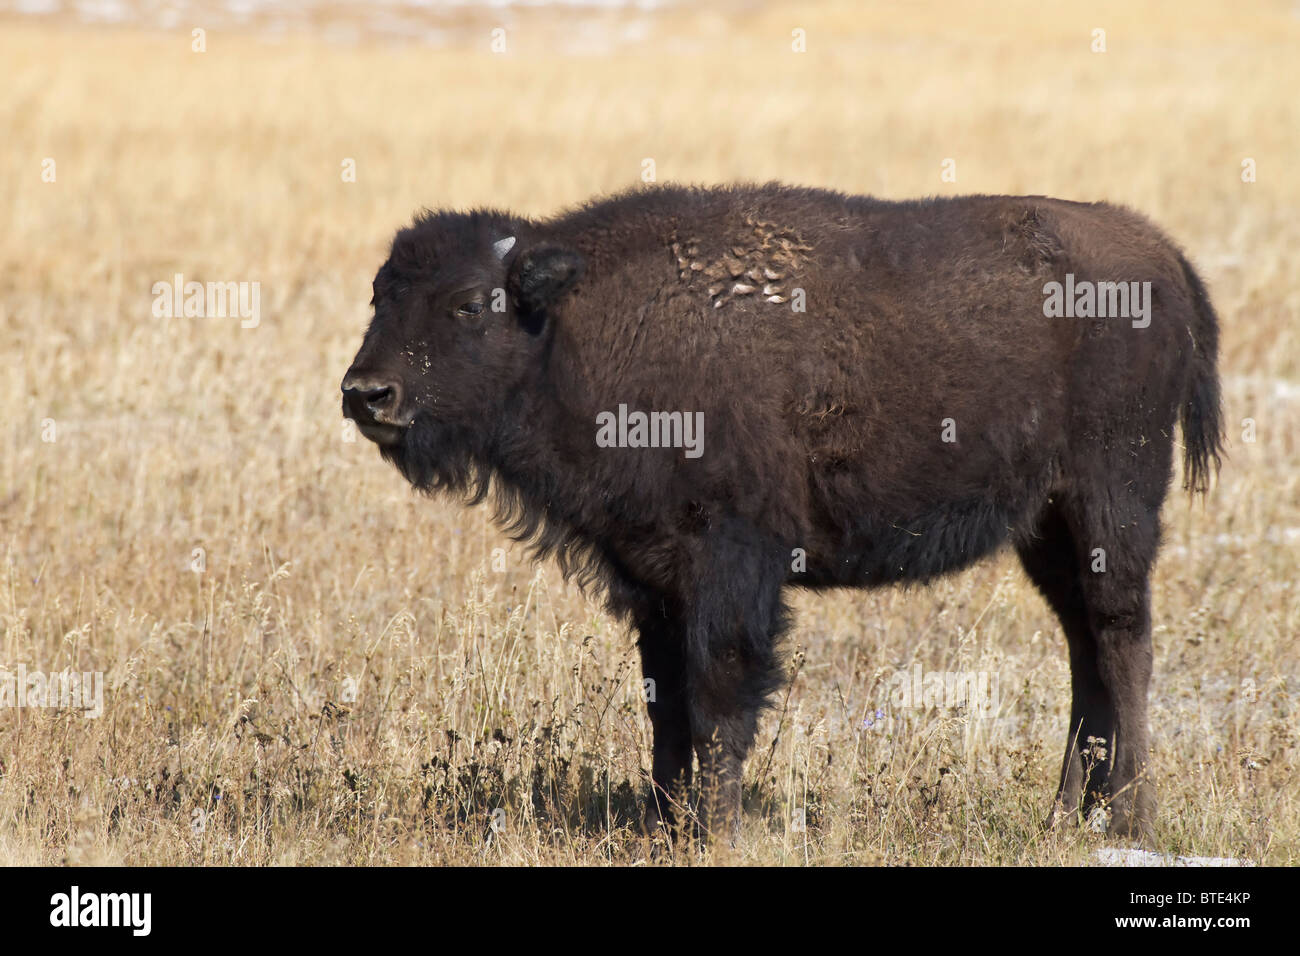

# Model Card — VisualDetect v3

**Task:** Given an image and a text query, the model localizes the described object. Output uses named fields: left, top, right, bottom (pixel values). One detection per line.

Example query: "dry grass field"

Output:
left=1, top=0, right=1297, bottom=866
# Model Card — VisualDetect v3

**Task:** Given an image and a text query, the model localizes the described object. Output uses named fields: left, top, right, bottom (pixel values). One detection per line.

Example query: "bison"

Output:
left=341, top=183, right=1222, bottom=844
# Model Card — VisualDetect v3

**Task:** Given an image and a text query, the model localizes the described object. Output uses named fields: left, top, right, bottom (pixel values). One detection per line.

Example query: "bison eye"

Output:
left=456, top=300, right=485, bottom=317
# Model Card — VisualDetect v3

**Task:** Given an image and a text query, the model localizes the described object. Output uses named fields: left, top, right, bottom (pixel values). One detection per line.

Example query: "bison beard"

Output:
left=342, top=182, right=1224, bottom=847
left=381, top=414, right=487, bottom=499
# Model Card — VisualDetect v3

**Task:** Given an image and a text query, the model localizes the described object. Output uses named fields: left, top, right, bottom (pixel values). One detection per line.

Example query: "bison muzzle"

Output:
left=341, top=183, right=1223, bottom=845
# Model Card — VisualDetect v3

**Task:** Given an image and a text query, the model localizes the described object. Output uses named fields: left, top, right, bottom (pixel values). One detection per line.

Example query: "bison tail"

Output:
left=1176, top=252, right=1225, bottom=496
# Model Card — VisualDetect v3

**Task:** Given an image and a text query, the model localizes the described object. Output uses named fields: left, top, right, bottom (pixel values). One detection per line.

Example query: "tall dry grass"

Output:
left=0, top=0, right=1296, bottom=865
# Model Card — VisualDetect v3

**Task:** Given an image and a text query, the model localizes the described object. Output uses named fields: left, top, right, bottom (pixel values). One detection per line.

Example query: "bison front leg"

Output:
left=682, top=531, right=789, bottom=844
left=688, top=661, right=766, bottom=844
left=635, top=608, right=693, bottom=838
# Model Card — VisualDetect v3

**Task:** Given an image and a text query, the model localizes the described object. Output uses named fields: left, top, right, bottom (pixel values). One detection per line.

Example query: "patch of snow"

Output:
left=1096, top=847, right=1253, bottom=867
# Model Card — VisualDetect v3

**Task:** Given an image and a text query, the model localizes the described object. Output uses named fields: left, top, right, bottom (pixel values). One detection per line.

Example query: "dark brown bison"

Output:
left=341, top=183, right=1222, bottom=844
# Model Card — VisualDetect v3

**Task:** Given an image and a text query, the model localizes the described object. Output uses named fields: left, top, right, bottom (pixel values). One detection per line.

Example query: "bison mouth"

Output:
left=354, top=420, right=407, bottom=446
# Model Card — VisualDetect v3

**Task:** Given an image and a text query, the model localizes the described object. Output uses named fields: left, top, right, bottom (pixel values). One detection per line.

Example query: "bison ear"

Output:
left=508, top=245, right=585, bottom=320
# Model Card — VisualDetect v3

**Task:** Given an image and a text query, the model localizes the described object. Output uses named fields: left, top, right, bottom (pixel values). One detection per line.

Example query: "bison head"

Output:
left=341, top=211, right=584, bottom=492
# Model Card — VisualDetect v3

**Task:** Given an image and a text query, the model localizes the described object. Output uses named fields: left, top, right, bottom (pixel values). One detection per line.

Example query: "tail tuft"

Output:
left=1177, top=253, right=1224, bottom=496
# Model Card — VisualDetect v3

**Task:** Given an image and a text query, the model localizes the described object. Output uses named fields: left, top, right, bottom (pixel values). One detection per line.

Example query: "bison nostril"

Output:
left=362, top=386, right=394, bottom=412
left=342, top=378, right=403, bottom=425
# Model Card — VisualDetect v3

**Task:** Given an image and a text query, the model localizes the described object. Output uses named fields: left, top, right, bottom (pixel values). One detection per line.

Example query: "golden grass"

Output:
left=0, top=0, right=1297, bottom=865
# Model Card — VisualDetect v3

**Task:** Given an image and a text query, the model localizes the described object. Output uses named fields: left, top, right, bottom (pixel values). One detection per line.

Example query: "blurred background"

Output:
left=0, top=1, right=1296, bottom=865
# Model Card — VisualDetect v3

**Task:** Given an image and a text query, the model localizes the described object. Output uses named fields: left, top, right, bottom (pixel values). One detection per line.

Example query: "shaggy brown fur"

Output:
left=342, top=182, right=1222, bottom=843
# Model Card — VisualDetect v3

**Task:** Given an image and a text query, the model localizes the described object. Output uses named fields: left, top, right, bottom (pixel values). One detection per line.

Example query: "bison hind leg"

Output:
left=1068, top=487, right=1160, bottom=845
left=1015, top=501, right=1106, bottom=831
left=1015, top=494, right=1158, bottom=845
